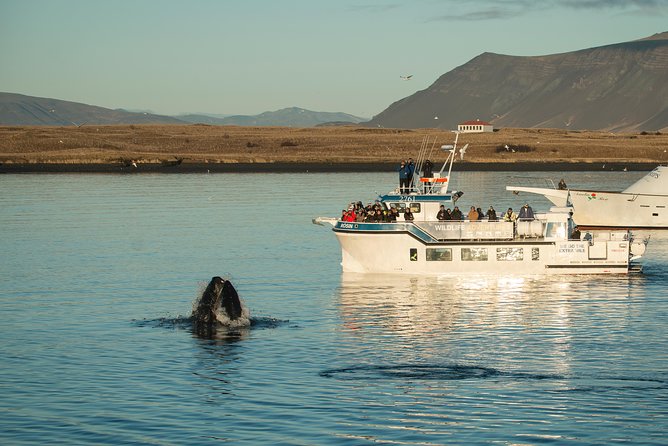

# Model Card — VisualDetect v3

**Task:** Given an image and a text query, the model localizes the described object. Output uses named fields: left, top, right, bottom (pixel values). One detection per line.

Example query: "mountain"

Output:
left=368, top=32, right=668, bottom=132
left=200, top=107, right=366, bottom=127
left=176, top=114, right=230, bottom=125
left=0, top=94, right=366, bottom=127
left=0, top=93, right=186, bottom=126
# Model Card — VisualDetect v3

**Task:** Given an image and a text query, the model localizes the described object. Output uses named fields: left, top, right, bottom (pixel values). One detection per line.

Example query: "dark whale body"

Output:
left=193, top=276, right=243, bottom=329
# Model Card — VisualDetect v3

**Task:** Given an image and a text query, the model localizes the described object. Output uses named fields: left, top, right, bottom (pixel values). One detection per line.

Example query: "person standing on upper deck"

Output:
left=407, top=158, right=415, bottom=191
left=519, top=203, right=535, bottom=221
left=422, top=159, right=434, bottom=192
left=398, top=160, right=411, bottom=194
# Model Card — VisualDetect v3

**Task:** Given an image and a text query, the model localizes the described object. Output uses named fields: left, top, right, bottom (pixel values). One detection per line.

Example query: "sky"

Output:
left=1, top=0, right=667, bottom=119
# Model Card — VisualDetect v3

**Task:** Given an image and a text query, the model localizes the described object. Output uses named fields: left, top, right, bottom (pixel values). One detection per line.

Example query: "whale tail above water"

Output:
left=192, top=277, right=248, bottom=332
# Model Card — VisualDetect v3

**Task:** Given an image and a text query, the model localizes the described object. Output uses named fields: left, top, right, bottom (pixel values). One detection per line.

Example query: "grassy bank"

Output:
left=1, top=125, right=667, bottom=170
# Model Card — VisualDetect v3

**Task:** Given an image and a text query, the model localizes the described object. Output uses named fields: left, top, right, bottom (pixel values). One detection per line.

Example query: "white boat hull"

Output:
left=568, top=190, right=668, bottom=229
left=333, top=222, right=636, bottom=275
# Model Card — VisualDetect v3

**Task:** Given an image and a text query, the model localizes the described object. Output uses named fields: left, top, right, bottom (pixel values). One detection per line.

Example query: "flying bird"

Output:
left=400, top=75, right=413, bottom=80
left=459, top=144, right=468, bottom=160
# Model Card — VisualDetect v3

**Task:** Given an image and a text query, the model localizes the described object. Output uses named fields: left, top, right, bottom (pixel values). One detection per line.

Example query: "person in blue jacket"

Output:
left=398, top=160, right=411, bottom=194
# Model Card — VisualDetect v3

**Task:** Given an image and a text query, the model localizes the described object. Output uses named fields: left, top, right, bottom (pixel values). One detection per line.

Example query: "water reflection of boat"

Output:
left=337, top=273, right=631, bottom=378
left=507, top=166, right=668, bottom=230
left=314, top=134, right=648, bottom=275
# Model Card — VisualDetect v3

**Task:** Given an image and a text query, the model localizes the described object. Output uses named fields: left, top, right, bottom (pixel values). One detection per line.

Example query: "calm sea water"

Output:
left=1, top=171, right=667, bottom=445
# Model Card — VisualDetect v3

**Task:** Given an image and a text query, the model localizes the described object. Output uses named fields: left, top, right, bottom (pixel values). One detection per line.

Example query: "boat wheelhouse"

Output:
left=314, top=134, right=648, bottom=275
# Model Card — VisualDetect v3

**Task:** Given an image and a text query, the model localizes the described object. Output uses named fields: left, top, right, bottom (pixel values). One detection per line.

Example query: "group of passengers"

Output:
left=341, top=200, right=535, bottom=223
left=341, top=201, right=412, bottom=223
left=398, top=158, right=439, bottom=194
left=436, top=203, right=535, bottom=222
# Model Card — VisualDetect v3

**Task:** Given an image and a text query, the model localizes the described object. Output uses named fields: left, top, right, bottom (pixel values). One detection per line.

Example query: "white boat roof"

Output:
left=622, top=166, right=668, bottom=195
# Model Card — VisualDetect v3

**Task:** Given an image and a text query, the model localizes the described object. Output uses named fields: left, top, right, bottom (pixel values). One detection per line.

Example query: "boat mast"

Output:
left=415, top=135, right=440, bottom=193
left=436, top=131, right=459, bottom=195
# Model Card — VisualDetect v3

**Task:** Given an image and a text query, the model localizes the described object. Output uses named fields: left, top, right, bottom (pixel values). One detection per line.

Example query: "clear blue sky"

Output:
left=1, top=0, right=666, bottom=118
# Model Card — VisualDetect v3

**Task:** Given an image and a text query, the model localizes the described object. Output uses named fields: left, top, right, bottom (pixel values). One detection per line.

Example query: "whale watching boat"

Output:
left=506, top=166, right=668, bottom=230
left=313, top=134, right=648, bottom=275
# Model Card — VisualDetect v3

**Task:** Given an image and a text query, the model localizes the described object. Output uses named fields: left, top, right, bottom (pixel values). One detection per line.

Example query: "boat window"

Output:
left=410, top=248, right=418, bottom=261
left=532, top=248, right=540, bottom=261
left=496, top=247, right=523, bottom=261
left=545, top=222, right=567, bottom=239
left=426, top=248, right=452, bottom=261
left=461, top=248, right=488, bottom=261
left=392, top=203, right=421, bottom=213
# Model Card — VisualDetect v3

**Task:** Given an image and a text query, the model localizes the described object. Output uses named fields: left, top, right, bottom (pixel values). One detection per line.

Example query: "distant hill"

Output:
left=176, top=114, right=230, bottom=125
left=0, top=93, right=186, bottom=126
left=197, top=107, right=366, bottom=127
left=368, top=32, right=668, bottom=132
left=0, top=94, right=366, bottom=128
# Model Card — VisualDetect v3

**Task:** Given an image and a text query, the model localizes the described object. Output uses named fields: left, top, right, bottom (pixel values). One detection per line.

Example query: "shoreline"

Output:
left=0, top=161, right=659, bottom=174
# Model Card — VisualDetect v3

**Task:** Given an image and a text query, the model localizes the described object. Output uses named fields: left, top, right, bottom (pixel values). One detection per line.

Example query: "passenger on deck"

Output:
left=404, top=207, right=414, bottom=222
left=467, top=206, right=479, bottom=221
left=407, top=158, right=415, bottom=191
left=486, top=206, right=498, bottom=221
left=437, top=204, right=449, bottom=221
left=518, top=203, right=535, bottom=221
left=356, top=208, right=367, bottom=222
left=476, top=207, right=485, bottom=220
left=388, top=207, right=399, bottom=222
left=570, top=225, right=581, bottom=240
left=422, top=159, right=434, bottom=192
left=423, top=159, right=433, bottom=178
left=398, top=160, right=411, bottom=194
left=343, top=209, right=356, bottom=222
left=503, top=208, right=517, bottom=222
left=558, top=178, right=568, bottom=190
left=451, top=206, right=463, bottom=221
